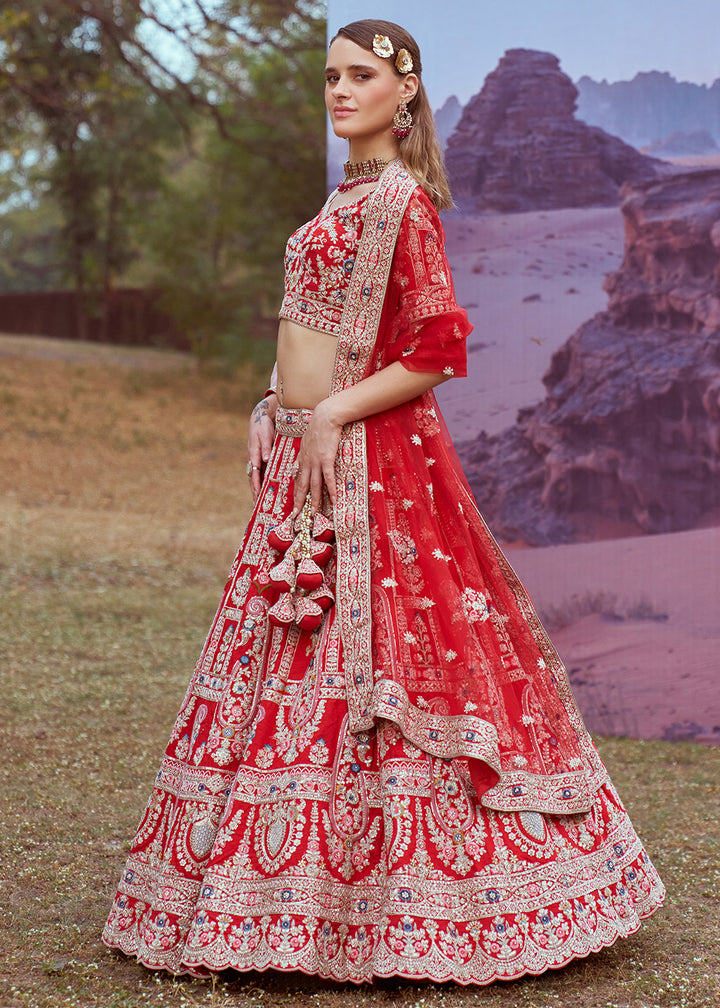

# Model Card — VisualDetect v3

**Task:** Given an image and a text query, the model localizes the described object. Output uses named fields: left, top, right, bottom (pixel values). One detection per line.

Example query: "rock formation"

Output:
left=434, top=95, right=462, bottom=147
left=445, top=49, right=661, bottom=213
left=577, top=71, right=720, bottom=149
left=459, top=169, right=720, bottom=544
left=644, top=130, right=718, bottom=156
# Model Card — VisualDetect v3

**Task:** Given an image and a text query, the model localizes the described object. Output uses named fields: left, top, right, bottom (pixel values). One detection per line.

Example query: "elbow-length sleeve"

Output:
left=378, top=188, right=471, bottom=377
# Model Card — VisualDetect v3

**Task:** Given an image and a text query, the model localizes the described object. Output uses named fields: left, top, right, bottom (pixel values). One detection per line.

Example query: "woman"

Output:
left=103, top=19, right=664, bottom=985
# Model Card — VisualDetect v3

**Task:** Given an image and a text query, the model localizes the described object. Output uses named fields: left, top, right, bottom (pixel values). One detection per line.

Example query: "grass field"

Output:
left=1, top=337, right=718, bottom=1008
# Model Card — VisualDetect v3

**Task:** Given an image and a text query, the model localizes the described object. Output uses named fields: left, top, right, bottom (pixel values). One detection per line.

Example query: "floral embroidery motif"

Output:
left=280, top=195, right=369, bottom=335
left=462, top=587, right=491, bottom=623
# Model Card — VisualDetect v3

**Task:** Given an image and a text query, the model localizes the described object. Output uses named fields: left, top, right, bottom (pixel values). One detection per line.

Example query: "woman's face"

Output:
left=325, top=36, right=416, bottom=147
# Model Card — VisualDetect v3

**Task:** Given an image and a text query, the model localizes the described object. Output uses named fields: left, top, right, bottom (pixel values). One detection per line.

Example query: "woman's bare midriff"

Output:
left=277, top=319, right=337, bottom=409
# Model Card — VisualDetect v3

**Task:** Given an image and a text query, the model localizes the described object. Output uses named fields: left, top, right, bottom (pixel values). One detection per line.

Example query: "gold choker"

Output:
left=339, top=157, right=388, bottom=192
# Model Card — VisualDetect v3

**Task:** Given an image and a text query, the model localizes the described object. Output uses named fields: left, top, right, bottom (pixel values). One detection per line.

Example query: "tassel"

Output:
left=264, top=493, right=336, bottom=629
left=295, top=557, right=324, bottom=592
left=294, top=596, right=324, bottom=631
left=310, top=539, right=333, bottom=566
left=268, top=592, right=297, bottom=627
left=268, top=515, right=295, bottom=552
left=312, top=512, right=335, bottom=543
left=269, top=553, right=296, bottom=593
left=307, top=584, right=334, bottom=611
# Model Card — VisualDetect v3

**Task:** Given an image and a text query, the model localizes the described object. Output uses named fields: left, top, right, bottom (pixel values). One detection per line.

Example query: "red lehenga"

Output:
left=102, top=162, right=664, bottom=984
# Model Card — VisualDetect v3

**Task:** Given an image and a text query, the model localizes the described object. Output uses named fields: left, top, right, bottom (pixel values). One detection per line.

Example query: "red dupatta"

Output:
left=330, top=162, right=606, bottom=815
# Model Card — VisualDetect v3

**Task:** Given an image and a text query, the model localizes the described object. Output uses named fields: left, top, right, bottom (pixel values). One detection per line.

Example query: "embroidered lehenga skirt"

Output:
left=102, top=407, right=665, bottom=984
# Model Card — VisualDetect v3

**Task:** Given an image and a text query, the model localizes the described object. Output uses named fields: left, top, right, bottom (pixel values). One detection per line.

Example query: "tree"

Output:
left=0, top=0, right=326, bottom=356
left=145, top=27, right=326, bottom=360
left=0, top=2, right=187, bottom=335
left=0, top=117, right=62, bottom=292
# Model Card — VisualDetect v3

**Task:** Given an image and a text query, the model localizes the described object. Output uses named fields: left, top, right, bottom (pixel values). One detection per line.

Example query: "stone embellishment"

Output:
left=372, top=34, right=394, bottom=59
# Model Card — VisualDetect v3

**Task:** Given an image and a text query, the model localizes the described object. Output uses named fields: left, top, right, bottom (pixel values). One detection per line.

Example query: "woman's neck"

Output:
left=346, top=141, right=399, bottom=166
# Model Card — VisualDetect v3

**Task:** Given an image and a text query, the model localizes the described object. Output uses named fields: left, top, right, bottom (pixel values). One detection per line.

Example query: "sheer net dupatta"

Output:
left=329, top=164, right=606, bottom=816
left=363, top=394, right=607, bottom=815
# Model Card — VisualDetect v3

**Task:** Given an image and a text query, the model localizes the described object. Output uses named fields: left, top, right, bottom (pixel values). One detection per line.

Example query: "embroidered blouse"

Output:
left=279, top=195, right=369, bottom=336
left=279, top=184, right=469, bottom=378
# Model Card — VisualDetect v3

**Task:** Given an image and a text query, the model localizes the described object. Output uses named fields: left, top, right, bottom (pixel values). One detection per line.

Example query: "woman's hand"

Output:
left=292, top=398, right=343, bottom=515
left=247, top=393, right=277, bottom=501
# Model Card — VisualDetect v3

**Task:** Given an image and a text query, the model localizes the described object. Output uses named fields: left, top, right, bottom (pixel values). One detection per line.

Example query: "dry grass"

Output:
left=1, top=336, right=718, bottom=1008
left=537, top=592, right=669, bottom=633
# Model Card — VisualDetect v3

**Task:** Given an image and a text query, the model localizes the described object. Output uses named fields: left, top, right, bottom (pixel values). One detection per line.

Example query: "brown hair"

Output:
left=331, top=19, right=453, bottom=211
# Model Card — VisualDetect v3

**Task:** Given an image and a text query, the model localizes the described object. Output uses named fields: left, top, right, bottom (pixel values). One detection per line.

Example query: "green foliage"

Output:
left=147, top=33, right=326, bottom=360
left=0, top=0, right=183, bottom=335
left=0, top=0, right=327, bottom=363
left=0, top=120, right=62, bottom=291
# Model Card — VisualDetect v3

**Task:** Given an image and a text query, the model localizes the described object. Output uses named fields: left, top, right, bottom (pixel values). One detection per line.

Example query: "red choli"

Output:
left=279, top=194, right=369, bottom=336
left=280, top=187, right=470, bottom=379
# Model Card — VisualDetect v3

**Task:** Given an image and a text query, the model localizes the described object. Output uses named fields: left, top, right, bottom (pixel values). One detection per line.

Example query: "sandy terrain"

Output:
left=437, top=205, right=624, bottom=436
left=435, top=202, right=719, bottom=745
left=507, top=529, right=720, bottom=743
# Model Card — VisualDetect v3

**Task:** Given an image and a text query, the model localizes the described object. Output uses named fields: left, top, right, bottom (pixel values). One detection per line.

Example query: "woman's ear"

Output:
left=400, top=73, right=419, bottom=103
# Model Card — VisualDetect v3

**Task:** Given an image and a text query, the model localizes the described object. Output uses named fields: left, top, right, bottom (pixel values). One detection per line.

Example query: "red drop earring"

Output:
left=392, top=102, right=413, bottom=139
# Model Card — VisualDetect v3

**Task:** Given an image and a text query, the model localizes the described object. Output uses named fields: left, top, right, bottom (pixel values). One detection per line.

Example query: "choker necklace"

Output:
left=338, top=157, right=388, bottom=192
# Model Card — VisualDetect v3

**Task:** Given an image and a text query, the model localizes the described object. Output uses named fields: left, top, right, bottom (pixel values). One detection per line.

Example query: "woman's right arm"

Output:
left=247, top=392, right=278, bottom=501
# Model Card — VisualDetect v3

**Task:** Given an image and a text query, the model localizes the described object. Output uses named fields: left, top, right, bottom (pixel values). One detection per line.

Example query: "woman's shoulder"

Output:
left=396, top=175, right=443, bottom=241
left=405, top=185, right=438, bottom=218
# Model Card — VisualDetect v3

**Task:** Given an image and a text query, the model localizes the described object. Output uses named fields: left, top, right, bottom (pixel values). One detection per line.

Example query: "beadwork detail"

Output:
left=268, top=495, right=335, bottom=631
left=338, top=158, right=388, bottom=193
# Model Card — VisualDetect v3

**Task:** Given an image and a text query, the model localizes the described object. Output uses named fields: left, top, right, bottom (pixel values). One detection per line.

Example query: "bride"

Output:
left=103, top=18, right=664, bottom=985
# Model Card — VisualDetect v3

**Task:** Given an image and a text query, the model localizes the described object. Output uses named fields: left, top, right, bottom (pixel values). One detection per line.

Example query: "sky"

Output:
left=328, top=0, right=720, bottom=108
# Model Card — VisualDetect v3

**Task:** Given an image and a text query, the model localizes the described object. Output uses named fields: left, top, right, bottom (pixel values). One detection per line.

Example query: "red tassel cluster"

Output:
left=267, top=497, right=335, bottom=631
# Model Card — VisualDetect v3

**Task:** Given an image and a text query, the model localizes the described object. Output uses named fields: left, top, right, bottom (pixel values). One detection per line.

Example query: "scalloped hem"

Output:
left=102, top=887, right=664, bottom=986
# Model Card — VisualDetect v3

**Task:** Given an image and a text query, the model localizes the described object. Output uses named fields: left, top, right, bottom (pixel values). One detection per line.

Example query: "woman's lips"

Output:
left=334, top=108, right=354, bottom=117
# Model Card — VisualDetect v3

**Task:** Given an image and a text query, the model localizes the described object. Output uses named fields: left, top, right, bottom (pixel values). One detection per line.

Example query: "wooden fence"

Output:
left=0, top=289, right=189, bottom=350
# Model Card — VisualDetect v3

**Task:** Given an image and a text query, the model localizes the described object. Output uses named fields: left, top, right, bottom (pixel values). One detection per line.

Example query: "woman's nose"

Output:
left=332, top=77, right=349, bottom=100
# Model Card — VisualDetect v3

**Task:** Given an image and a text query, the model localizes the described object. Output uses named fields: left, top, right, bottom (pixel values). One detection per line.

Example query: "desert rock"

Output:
left=434, top=95, right=462, bottom=147
left=644, top=129, right=718, bottom=156
left=460, top=168, right=720, bottom=543
left=577, top=71, right=720, bottom=148
left=445, top=49, right=660, bottom=213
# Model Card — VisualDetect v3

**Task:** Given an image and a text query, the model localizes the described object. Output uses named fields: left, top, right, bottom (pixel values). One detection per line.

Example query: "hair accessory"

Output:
left=395, top=49, right=413, bottom=74
left=392, top=102, right=414, bottom=139
left=338, top=157, right=388, bottom=192
left=372, top=34, right=394, bottom=58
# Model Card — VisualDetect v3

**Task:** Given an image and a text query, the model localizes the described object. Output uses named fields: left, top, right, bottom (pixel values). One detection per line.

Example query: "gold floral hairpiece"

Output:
left=372, top=34, right=394, bottom=58
left=395, top=48, right=413, bottom=74
left=372, top=34, right=414, bottom=74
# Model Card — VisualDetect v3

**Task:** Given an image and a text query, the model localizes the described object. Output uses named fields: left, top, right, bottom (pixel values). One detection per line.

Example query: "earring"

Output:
left=392, top=102, right=413, bottom=139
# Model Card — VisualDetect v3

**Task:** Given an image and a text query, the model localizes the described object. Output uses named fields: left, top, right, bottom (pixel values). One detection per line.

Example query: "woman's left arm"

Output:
left=293, top=362, right=448, bottom=513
